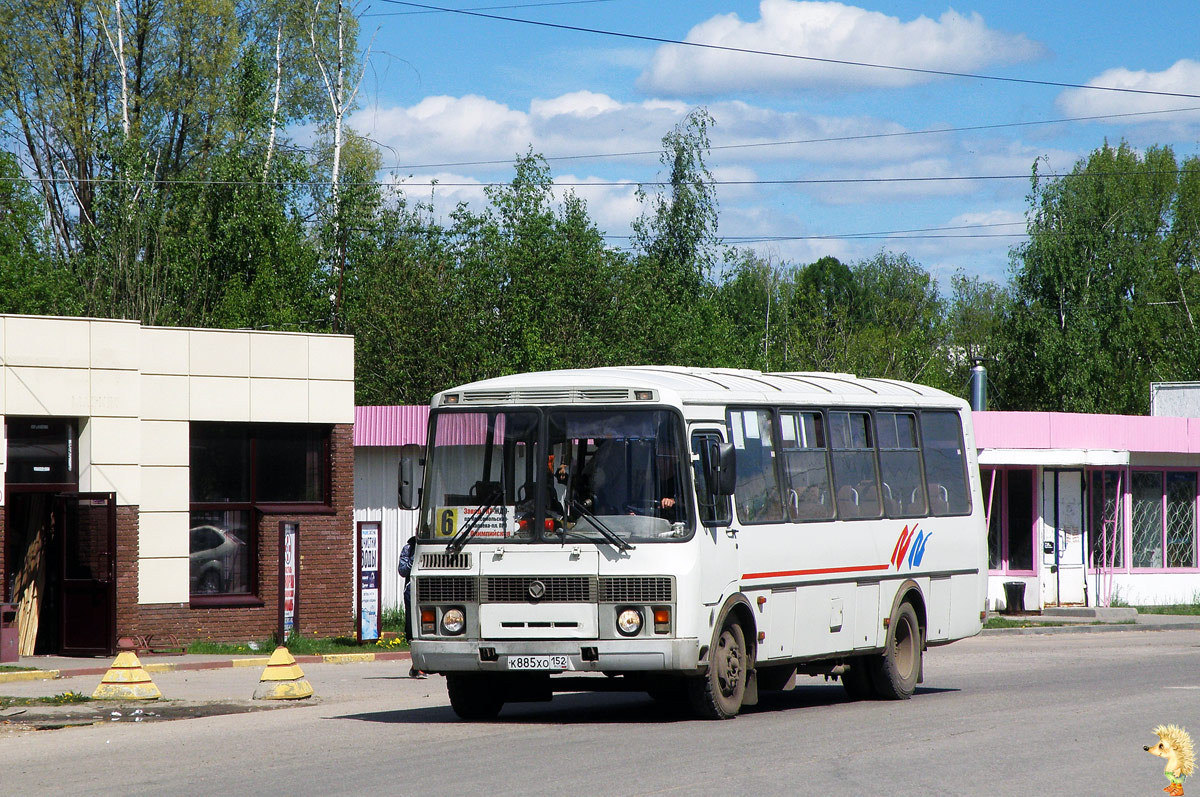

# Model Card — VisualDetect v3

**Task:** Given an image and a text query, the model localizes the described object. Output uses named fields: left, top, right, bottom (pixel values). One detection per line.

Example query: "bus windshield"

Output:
left=419, top=408, right=691, bottom=545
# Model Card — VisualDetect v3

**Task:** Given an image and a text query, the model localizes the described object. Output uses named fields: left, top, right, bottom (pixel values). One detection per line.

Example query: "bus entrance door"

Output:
left=691, top=428, right=739, bottom=607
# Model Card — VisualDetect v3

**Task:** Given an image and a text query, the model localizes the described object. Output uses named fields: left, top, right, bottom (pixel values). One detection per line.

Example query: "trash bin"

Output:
left=0, top=604, right=18, bottom=663
left=1002, top=581, right=1026, bottom=614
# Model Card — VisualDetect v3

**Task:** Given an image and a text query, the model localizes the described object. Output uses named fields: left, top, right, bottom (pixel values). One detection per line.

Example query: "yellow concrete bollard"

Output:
left=253, top=646, right=314, bottom=700
left=92, top=651, right=163, bottom=700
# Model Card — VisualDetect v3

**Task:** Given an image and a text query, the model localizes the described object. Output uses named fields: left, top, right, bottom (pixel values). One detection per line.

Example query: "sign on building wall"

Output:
left=358, top=521, right=381, bottom=641
left=279, top=522, right=299, bottom=639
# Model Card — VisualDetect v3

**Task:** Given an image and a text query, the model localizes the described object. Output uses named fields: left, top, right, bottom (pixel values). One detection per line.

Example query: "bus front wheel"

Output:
left=868, top=602, right=922, bottom=700
left=688, top=618, right=747, bottom=719
left=446, top=673, right=505, bottom=720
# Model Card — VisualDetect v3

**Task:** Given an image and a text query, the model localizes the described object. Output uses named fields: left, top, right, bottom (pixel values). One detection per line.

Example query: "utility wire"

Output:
left=379, top=105, right=1200, bottom=172
left=364, top=0, right=618, bottom=17
left=378, top=0, right=1200, bottom=101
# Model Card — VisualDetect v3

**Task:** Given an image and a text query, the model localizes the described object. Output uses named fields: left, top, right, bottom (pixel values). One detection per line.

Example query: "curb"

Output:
left=982, top=621, right=1200, bottom=636
left=0, top=650, right=412, bottom=684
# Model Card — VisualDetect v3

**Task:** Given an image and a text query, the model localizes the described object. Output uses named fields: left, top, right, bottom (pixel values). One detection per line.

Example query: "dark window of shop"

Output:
left=189, top=423, right=330, bottom=601
left=1131, top=470, right=1197, bottom=570
left=982, top=468, right=1035, bottom=573
left=1088, top=470, right=1125, bottom=571
left=5, top=418, right=78, bottom=484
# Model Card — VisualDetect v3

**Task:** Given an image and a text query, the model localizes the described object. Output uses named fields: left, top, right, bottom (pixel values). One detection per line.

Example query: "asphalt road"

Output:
left=1, top=629, right=1197, bottom=795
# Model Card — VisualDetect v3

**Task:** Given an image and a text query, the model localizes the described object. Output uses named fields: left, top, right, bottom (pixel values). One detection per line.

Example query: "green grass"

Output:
left=0, top=691, right=90, bottom=707
left=187, top=633, right=409, bottom=656
left=0, top=665, right=38, bottom=673
left=1134, top=604, right=1200, bottom=616
left=984, top=617, right=1069, bottom=629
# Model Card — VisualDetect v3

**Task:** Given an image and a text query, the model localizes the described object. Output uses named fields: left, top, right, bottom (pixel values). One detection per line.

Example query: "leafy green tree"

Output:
left=0, top=152, right=80, bottom=314
left=1005, top=142, right=1200, bottom=413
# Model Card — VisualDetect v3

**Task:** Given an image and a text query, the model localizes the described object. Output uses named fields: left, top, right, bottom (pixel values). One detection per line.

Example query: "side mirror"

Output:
left=398, top=444, right=424, bottom=510
left=706, top=441, right=737, bottom=497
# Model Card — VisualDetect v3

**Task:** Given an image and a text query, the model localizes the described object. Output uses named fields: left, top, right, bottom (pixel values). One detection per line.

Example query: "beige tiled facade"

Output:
left=1, top=314, right=354, bottom=606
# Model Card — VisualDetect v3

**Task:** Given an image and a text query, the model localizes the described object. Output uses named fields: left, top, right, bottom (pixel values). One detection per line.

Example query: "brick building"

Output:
left=0, top=314, right=355, bottom=655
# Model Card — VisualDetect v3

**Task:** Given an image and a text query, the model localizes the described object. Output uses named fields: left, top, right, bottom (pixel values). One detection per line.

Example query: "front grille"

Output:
left=599, top=576, right=674, bottom=603
left=483, top=576, right=596, bottom=603
left=420, top=552, right=472, bottom=570
left=417, top=576, right=477, bottom=602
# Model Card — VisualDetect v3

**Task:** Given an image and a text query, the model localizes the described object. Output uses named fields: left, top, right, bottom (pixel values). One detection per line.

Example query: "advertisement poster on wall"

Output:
left=358, top=521, right=381, bottom=641
left=279, top=522, right=299, bottom=640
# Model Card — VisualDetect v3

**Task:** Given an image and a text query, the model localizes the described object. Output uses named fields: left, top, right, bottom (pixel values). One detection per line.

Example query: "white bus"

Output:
left=402, top=367, right=987, bottom=719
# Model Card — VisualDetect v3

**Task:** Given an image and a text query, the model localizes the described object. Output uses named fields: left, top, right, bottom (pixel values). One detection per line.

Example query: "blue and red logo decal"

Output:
left=890, top=524, right=931, bottom=570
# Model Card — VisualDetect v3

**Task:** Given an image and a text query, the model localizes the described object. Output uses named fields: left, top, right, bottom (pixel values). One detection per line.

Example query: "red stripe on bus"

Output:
left=742, top=564, right=891, bottom=580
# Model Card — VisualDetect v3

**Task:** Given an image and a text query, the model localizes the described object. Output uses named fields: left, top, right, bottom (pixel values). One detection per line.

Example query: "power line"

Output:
left=378, top=0, right=1200, bottom=101
left=379, top=105, right=1200, bottom=172
left=3, top=167, right=1197, bottom=189
left=363, top=0, right=618, bottom=17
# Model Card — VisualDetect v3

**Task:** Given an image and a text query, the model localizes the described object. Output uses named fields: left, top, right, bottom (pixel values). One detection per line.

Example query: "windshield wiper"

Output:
left=446, top=488, right=503, bottom=555
left=568, top=498, right=635, bottom=552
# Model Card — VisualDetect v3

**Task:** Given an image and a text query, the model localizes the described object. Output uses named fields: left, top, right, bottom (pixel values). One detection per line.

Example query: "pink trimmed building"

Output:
left=354, top=405, right=1200, bottom=612
left=976, top=411, right=1200, bottom=610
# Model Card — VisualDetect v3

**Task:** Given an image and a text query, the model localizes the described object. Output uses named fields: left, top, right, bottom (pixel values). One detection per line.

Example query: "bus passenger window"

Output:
left=828, top=411, right=882, bottom=519
left=920, top=411, right=971, bottom=515
left=779, top=411, right=834, bottom=521
left=691, top=432, right=732, bottom=526
left=726, top=409, right=785, bottom=524
left=877, top=412, right=926, bottom=518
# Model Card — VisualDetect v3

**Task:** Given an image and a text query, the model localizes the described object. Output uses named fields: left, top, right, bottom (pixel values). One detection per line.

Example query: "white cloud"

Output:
left=638, top=0, right=1044, bottom=95
left=1056, top=59, right=1200, bottom=124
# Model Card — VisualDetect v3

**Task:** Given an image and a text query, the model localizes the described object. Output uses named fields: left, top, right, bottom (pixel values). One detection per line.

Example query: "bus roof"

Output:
left=433, top=367, right=966, bottom=410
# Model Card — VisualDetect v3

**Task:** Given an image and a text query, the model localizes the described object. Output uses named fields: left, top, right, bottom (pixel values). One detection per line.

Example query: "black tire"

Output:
left=446, top=673, right=505, bottom=720
left=868, top=602, right=922, bottom=700
left=687, top=618, right=748, bottom=719
left=840, top=657, right=877, bottom=700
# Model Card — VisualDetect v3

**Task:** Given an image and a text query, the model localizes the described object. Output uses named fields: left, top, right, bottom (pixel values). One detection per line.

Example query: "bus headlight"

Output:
left=616, top=608, right=643, bottom=636
left=442, top=608, right=466, bottom=635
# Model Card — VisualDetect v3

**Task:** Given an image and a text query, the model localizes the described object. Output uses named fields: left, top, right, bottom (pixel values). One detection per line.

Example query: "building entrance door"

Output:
left=1041, top=470, right=1086, bottom=606
left=57, top=493, right=116, bottom=656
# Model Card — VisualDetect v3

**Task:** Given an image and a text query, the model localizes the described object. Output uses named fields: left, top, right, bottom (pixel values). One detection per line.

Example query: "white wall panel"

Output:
left=141, top=374, right=190, bottom=421
left=250, top=378, right=308, bottom=423
left=90, top=369, right=140, bottom=418
left=309, top=379, right=355, bottom=424
left=4, top=316, right=91, bottom=367
left=309, top=335, right=354, bottom=381
left=250, top=334, right=309, bottom=379
left=139, top=511, right=190, bottom=558
left=81, top=463, right=140, bottom=504
left=140, top=420, right=189, bottom=466
left=138, top=557, right=189, bottom=604
left=140, top=465, right=189, bottom=512
left=190, top=376, right=251, bottom=421
left=140, top=327, right=190, bottom=375
left=89, top=319, right=140, bottom=371
left=5, top=366, right=91, bottom=415
left=87, top=417, right=141, bottom=464
left=189, top=329, right=250, bottom=377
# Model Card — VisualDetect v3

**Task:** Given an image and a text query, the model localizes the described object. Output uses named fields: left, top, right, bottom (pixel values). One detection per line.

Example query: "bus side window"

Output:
left=919, top=411, right=971, bottom=515
left=828, top=411, right=882, bottom=520
left=726, top=409, right=786, bottom=524
left=779, top=411, right=834, bottom=521
left=876, top=411, right=926, bottom=518
left=691, top=431, right=732, bottom=526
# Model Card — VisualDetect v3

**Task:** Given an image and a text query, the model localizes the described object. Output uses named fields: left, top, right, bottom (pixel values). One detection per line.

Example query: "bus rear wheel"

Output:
left=446, top=673, right=505, bottom=720
left=868, top=602, right=921, bottom=700
left=688, top=618, right=747, bottom=719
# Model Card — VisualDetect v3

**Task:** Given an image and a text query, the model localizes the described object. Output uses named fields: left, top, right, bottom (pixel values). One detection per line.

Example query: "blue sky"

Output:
left=348, top=0, right=1200, bottom=285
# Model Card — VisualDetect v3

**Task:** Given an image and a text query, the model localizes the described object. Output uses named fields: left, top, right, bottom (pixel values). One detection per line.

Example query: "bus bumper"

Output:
left=412, top=637, right=701, bottom=673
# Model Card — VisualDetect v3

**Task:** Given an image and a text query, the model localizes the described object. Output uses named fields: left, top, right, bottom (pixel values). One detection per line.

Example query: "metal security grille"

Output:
left=1166, top=472, right=1196, bottom=568
left=599, top=576, right=674, bottom=603
left=483, top=576, right=596, bottom=603
left=420, top=552, right=472, bottom=570
left=417, top=576, right=478, bottom=602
